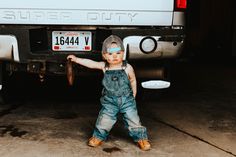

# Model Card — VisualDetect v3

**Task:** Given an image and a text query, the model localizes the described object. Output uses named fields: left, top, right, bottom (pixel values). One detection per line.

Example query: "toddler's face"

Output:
left=103, top=43, right=124, bottom=65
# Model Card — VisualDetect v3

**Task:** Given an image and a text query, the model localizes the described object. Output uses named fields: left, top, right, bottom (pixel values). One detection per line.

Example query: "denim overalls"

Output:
left=92, top=62, right=148, bottom=142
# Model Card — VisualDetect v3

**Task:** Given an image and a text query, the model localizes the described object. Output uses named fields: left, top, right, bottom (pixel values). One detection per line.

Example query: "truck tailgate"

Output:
left=0, top=0, right=174, bottom=26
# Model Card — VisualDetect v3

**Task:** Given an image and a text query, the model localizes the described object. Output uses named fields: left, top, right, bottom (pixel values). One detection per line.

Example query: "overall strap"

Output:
left=122, top=60, right=127, bottom=70
left=104, top=61, right=109, bottom=71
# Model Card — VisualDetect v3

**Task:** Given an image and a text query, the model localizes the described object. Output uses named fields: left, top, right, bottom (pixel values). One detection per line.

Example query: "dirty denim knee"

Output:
left=93, top=112, right=117, bottom=140
left=93, top=96, right=119, bottom=140
left=121, top=95, right=148, bottom=142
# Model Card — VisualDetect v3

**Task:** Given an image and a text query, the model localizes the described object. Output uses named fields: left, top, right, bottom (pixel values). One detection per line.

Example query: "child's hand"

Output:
left=67, top=55, right=77, bottom=62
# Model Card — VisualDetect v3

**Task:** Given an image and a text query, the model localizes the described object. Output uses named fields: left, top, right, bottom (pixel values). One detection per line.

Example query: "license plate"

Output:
left=52, top=31, right=92, bottom=51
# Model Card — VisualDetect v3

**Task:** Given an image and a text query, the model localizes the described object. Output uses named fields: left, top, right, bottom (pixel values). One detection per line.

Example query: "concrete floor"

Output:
left=0, top=61, right=236, bottom=157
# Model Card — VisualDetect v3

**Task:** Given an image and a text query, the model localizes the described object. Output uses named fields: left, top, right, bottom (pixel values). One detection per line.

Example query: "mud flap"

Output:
left=0, top=62, right=3, bottom=104
left=0, top=63, right=2, bottom=90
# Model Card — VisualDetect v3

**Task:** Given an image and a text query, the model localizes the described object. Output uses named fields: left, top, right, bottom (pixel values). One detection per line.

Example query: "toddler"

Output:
left=67, top=35, right=151, bottom=151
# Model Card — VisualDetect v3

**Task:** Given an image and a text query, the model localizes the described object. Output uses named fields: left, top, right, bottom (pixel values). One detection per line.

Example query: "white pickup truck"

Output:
left=0, top=0, right=187, bottom=100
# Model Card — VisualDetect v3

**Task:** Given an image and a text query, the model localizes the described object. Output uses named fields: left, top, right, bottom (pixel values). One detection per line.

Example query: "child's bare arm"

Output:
left=67, top=55, right=104, bottom=70
left=127, top=64, right=137, bottom=98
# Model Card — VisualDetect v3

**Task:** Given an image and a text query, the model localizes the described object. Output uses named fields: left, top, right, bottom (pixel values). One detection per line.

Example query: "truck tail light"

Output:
left=175, top=0, right=187, bottom=11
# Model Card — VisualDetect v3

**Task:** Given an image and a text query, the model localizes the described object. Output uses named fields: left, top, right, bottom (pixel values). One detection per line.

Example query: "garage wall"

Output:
left=184, top=0, right=234, bottom=59
left=232, top=12, right=236, bottom=56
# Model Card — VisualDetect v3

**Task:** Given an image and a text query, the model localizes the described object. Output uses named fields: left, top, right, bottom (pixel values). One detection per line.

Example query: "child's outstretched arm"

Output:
left=67, top=55, right=104, bottom=70
left=127, top=64, right=137, bottom=98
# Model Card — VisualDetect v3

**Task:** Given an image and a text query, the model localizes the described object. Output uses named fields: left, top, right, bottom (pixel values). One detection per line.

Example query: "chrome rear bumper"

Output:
left=0, top=35, right=20, bottom=62
left=123, top=36, right=184, bottom=60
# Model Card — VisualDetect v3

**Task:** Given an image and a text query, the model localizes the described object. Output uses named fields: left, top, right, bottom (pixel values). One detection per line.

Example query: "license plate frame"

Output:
left=52, top=31, right=92, bottom=51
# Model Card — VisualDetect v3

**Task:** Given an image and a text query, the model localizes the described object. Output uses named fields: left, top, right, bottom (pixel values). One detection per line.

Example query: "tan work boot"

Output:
left=137, top=139, right=151, bottom=151
left=88, top=137, right=103, bottom=147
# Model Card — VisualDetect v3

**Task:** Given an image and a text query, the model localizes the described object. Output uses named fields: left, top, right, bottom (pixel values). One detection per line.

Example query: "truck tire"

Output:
left=0, top=62, right=10, bottom=105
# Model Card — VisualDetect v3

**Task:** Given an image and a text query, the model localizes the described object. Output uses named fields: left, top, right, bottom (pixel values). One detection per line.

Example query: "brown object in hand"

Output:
left=66, top=59, right=75, bottom=86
